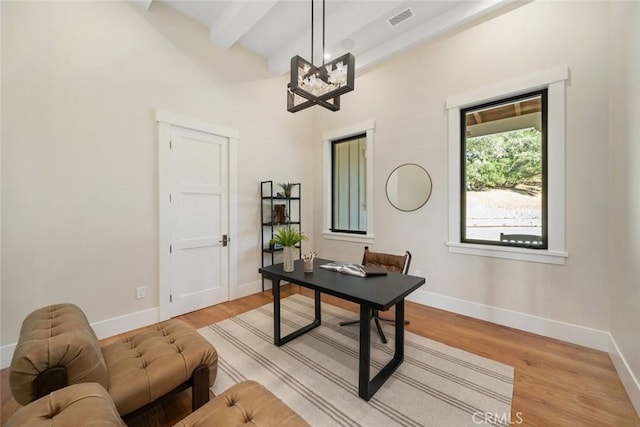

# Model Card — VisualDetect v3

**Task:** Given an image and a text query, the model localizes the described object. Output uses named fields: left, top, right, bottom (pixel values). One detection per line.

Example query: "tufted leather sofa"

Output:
left=6, top=381, right=310, bottom=427
left=5, top=382, right=126, bottom=427
left=10, top=303, right=218, bottom=417
left=176, top=380, right=309, bottom=427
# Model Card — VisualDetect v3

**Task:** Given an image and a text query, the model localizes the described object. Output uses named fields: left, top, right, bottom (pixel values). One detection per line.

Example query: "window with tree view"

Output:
left=461, top=90, right=547, bottom=249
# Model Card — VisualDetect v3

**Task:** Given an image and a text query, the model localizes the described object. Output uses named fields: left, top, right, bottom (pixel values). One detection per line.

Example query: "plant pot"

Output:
left=283, top=246, right=295, bottom=272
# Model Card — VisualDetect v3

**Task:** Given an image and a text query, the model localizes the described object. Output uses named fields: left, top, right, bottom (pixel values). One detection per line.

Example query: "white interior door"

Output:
left=169, top=125, right=229, bottom=316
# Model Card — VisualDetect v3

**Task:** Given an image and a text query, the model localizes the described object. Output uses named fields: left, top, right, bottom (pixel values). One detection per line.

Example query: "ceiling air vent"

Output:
left=387, top=8, right=414, bottom=27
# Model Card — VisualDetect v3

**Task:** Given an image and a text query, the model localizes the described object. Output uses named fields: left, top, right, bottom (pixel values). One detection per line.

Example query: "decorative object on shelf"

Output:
left=270, top=225, right=307, bottom=272
left=278, top=183, right=295, bottom=198
left=273, top=204, right=287, bottom=224
left=287, top=0, right=355, bottom=113
left=302, top=251, right=316, bottom=273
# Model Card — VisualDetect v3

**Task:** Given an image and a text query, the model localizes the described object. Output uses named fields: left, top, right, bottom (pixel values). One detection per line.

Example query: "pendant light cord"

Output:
left=322, top=0, right=326, bottom=66
left=310, top=0, right=327, bottom=66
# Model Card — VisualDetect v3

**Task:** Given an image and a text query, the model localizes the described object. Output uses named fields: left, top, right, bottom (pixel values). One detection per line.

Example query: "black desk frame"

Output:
left=265, top=261, right=421, bottom=401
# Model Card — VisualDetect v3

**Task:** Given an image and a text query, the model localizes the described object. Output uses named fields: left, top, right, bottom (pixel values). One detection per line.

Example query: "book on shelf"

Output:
left=319, top=262, right=387, bottom=277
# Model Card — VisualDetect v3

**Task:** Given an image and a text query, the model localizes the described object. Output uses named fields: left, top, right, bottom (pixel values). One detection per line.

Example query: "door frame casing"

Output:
left=157, top=110, right=239, bottom=321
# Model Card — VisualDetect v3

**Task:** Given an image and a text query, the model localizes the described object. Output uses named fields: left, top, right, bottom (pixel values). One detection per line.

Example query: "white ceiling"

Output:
left=135, top=0, right=519, bottom=75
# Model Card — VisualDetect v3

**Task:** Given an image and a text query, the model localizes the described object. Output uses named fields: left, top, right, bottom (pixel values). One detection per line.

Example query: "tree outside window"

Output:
left=461, top=90, right=547, bottom=249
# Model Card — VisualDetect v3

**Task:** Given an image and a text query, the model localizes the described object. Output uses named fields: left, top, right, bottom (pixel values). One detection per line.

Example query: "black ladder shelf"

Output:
left=260, top=181, right=302, bottom=291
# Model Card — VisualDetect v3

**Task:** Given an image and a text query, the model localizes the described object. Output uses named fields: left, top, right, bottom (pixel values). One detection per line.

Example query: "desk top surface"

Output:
left=259, top=258, right=426, bottom=310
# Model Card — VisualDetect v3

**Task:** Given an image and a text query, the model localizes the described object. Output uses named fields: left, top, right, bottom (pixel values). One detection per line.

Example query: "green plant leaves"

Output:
left=270, top=225, right=307, bottom=247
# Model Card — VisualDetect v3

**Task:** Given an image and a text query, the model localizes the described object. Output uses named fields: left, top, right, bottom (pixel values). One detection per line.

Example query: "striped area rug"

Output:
left=198, top=294, right=514, bottom=427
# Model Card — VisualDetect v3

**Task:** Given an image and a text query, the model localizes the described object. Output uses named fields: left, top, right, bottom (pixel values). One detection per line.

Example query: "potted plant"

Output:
left=278, top=182, right=295, bottom=198
left=270, top=225, right=307, bottom=272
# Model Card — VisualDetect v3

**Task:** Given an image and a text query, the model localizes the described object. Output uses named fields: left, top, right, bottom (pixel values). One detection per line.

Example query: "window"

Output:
left=332, top=134, right=367, bottom=234
left=446, top=67, right=568, bottom=264
left=461, top=90, right=547, bottom=249
left=322, top=120, right=375, bottom=244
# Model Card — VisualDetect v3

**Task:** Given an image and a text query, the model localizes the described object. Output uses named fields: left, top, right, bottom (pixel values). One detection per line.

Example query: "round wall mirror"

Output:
left=385, top=163, right=432, bottom=212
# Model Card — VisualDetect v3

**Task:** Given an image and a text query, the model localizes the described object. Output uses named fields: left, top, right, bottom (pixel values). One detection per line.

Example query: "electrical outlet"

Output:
left=136, top=286, right=146, bottom=299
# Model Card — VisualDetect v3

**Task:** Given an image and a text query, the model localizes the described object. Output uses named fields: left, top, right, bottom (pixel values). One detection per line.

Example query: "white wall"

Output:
left=2, top=3, right=638, bottom=412
left=312, top=1, right=611, bottom=344
left=608, top=1, right=640, bottom=414
left=0, top=1, right=315, bottom=348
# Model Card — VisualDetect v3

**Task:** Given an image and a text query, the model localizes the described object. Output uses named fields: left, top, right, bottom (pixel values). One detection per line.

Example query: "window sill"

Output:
left=446, top=242, right=567, bottom=265
left=322, top=231, right=375, bottom=244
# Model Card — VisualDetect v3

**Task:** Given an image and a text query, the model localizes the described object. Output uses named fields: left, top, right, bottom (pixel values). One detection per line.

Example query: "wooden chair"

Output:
left=339, top=246, right=411, bottom=344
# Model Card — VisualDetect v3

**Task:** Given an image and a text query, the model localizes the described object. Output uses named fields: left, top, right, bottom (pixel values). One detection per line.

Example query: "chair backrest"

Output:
left=362, top=246, right=411, bottom=274
left=499, top=233, right=543, bottom=246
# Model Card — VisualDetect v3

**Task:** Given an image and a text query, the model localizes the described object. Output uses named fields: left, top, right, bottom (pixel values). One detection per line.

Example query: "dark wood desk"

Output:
left=259, top=258, right=425, bottom=401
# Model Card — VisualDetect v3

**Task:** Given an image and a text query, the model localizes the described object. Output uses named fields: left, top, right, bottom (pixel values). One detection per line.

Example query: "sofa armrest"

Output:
left=6, top=382, right=126, bottom=427
left=10, top=304, right=108, bottom=405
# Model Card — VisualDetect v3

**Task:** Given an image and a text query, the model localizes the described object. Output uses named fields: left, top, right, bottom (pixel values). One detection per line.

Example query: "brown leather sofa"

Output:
left=5, top=383, right=126, bottom=427
left=6, top=381, right=310, bottom=427
left=176, top=380, right=309, bottom=427
left=9, top=303, right=218, bottom=417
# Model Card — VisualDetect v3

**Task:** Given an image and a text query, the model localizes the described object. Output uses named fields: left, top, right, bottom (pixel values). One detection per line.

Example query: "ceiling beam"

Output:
left=210, top=0, right=279, bottom=50
left=268, top=2, right=402, bottom=75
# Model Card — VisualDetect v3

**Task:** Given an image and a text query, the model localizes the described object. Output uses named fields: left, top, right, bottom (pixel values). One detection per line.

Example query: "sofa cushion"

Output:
left=174, top=380, right=309, bottom=427
left=101, top=319, right=218, bottom=415
left=5, top=382, right=125, bottom=427
left=10, top=304, right=108, bottom=405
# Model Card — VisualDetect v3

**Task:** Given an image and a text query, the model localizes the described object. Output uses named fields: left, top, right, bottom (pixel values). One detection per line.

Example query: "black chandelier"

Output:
left=287, top=0, right=355, bottom=113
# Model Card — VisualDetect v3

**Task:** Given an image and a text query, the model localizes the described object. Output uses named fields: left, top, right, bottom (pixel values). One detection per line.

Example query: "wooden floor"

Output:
left=2, top=285, right=638, bottom=426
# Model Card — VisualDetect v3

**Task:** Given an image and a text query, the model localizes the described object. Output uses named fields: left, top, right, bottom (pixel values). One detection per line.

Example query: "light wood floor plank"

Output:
left=1, top=286, right=638, bottom=426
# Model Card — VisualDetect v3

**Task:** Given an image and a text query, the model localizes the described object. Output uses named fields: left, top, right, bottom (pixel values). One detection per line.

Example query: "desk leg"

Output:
left=273, top=280, right=321, bottom=347
left=273, top=278, right=281, bottom=345
left=358, top=300, right=405, bottom=401
left=358, top=305, right=371, bottom=400
left=395, top=300, right=405, bottom=360
left=315, top=290, right=321, bottom=323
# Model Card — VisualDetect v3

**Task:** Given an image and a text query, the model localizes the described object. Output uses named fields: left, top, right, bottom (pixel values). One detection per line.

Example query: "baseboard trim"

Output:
left=90, top=307, right=160, bottom=341
left=231, top=280, right=263, bottom=300
left=1, top=307, right=160, bottom=369
left=407, top=289, right=610, bottom=351
left=609, top=334, right=640, bottom=417
left=0, top=344, right=16, bottom=370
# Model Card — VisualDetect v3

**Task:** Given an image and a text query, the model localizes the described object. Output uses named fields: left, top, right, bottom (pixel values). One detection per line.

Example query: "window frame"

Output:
left=446, top=67, right=569, bottom=265
left=322, top=120, right=375, bottom=244
left=460, top=89, right=549, bottom=249
left=331, top=134, right=367, bottom=235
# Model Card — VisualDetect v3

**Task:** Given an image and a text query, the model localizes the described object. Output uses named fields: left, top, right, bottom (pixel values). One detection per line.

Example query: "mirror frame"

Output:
left=385, top=163, right=432, bottom=212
